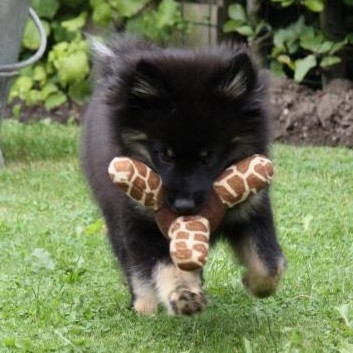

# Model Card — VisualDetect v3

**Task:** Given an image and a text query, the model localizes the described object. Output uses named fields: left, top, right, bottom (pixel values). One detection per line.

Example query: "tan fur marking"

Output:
left=235, top=237, right=285, bottom=298
left=131, top=275, right=158, bottom=315
left=153, top=263, right=205, bottom=315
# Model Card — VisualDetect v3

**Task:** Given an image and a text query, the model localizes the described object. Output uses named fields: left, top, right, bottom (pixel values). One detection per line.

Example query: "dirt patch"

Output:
left=270, top=77, right=353, bottom=148
left=5, top=99, right=83, bottom=125
left=4, top=77, right=353, bottom=149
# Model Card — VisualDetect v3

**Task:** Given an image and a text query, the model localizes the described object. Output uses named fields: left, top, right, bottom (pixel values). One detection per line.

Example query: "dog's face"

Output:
left=95, top=42, right=269, bottom=214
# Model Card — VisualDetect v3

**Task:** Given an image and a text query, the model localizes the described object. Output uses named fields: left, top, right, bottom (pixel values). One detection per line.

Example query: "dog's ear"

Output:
left=131, top=59, right=166, bottom=99
left=218, top=52, right=256, bottom=98
left=89, top=37, right=115, bottom=77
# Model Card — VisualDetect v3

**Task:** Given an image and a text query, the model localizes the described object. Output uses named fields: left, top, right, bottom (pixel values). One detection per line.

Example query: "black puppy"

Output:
left=81, top=35, right=285, bottom=315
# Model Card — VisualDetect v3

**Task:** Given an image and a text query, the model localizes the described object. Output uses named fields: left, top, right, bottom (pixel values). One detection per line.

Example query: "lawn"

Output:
left=0, top=120, right=352, bottom=353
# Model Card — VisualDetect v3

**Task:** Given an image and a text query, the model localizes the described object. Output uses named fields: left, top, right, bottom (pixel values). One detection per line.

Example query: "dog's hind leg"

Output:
left=225, top=194, right=286, bottom=298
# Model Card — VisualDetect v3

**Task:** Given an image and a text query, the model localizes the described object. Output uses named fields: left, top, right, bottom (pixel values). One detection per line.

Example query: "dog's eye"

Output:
left=160, top=147, right=174, bottom=163
left=199, top=149, right=214, bottom=166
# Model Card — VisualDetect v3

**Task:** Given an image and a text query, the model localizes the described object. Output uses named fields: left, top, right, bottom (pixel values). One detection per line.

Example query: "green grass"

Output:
left=0, top=120, right=352, bottom=353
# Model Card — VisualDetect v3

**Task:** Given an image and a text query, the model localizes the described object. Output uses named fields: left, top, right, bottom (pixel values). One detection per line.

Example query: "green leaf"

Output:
left=52, top=20, right=77, bottom=42
left=223, top=20, right=244, bottom=33
left=84, top=218, right=105, bottom=236
left=61, top=12, right=88, bottom=32
left=255, top=21, right=270, bottom=35
left=92, top=3, right=112, bottom=26
left=114, top=0, right=150, bottom=18
left=40, top=83, right=60, bottom=100
left=235, top=26, right=255, bottom=37
left=277, top=54, right=295, bottom=70
left=89, top=0, right=101, bottom=9
left=156, top=0, right=179, bottom=28
left=287, top=41, right=299, bottom=55
left=12, top=104, right=21, bottom=119
left=302, top=0, right=324, bottom=12
left=270, top=61, right=285, bottom=78
left=320, top=56, right=341, bottom=68
left=272, top=0, right=295, bottom=7
left=300, top=28, right=324, bottom=53
left=68, top=80, right=91, bottom=104
left=31, top=0, right=60, bottom=19
left=316, top=41, right=334, bottom=54
left=45, top=92, right=68, bottom=111
left=342, top=0, right=353, bottom=5
left=273, top=17, right=305, bottom=52
left=48, top=42, right=69, bottom=66
left=329, top=40, right=347, bottom=54
left=9, top=76, right=34, bottom=101
left=228, top=4, right=247, bottom=22
left=24, top=90, right=41, bottom=106
left=22, top=20, right=50, bottom=50
left=33, top=65, right=47, bottom=83
left=294, top=55, right=317, bottom=82
left=58, top=51, right=89, bottom=86
left=336, top=304, right=352, bottom=328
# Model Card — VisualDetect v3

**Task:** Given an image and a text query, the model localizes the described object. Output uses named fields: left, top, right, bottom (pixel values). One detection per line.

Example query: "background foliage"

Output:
left=10, top=0, right=185, bottom=111
left=224, top=0, right=353, bottom=85
left=9, top=0, right=353, bottom=112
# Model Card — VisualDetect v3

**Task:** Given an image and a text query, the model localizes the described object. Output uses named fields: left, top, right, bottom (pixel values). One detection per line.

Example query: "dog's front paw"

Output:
left=169, top=287, right=207, bottom=315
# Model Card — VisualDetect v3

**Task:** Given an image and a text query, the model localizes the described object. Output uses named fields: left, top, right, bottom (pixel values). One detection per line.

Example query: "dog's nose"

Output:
left=172, top=198, right=197, bottom=215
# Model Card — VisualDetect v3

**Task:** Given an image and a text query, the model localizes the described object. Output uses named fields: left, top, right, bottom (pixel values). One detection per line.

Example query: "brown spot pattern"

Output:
left=185, top=220, right=208, bottom=233
left=108, top=157, right=163, bottom=211
left=213, top=155, right=273, bottom=208
left=168, top=216, right=210, bottom=271
left=134, top=176, right=147, bottom=190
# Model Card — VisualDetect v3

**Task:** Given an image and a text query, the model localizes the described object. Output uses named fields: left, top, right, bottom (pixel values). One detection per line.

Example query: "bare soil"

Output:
left=270, top=77, right=353, bottom=148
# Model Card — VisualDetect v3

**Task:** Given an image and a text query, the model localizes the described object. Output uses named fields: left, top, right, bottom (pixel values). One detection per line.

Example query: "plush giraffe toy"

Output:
left=108, top=155, right=273, bottom=271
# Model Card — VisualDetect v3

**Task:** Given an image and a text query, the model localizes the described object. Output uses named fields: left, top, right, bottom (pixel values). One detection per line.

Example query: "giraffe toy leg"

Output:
left=168, top=216, right=210, bottom=271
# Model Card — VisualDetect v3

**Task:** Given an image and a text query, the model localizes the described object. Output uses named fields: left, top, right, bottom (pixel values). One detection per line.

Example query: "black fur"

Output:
left=81, top=36, right=285, bottom=309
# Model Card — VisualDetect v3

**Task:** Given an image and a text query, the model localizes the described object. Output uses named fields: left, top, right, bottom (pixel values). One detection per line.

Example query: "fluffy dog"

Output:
left=81, top=35, right=285, bottom=315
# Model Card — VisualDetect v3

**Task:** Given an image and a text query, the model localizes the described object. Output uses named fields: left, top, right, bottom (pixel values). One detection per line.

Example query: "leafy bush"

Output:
left=271, top=16, right=347, bottom=82
left=9, top=0, right=185, bottom=111
left=224, top=0, right=353, bottom=84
